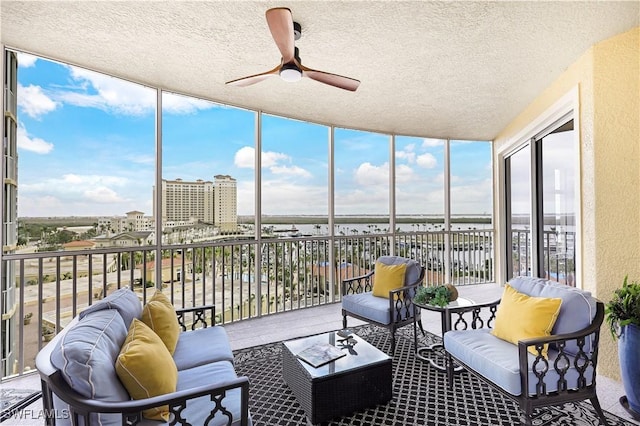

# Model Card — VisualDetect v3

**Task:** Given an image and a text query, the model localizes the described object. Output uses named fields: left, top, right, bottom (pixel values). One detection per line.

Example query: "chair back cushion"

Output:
left=508, top=276, right=598, bottom=355
left=50, top=309, right=130, bottom=426
left=79, top=287, right=142, bottom=329
left=376, top=256, right=422, bottom=286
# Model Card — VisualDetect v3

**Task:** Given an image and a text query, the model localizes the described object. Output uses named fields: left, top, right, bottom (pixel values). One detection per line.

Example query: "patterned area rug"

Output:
left=233, top=325, right=634, bottom=426
left=0, top=388, right=41, bottom=422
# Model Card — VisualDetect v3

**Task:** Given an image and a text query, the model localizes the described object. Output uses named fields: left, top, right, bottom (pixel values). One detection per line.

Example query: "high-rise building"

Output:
left=156, top=178, right=214, bottom=223
left=154, top=176, right=237, bottom=231
left=214, top=175, right=237, bottom=232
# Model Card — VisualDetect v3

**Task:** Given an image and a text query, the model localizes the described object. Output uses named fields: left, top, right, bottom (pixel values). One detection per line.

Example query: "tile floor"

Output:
left=2, top=283, right=638, bottom=425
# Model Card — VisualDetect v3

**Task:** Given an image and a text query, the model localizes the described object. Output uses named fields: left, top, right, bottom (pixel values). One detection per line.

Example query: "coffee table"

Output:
left=282, top=331, right=392, bottom=424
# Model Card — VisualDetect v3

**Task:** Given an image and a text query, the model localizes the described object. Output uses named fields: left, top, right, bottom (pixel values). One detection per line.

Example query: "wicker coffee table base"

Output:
left=282, top=344, right=392, bottom=424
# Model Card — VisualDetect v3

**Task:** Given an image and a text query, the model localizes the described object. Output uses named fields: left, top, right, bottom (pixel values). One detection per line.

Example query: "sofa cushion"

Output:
left=508, top=276, right=598, bottom=355
left=50, top=309, right=129, bottom=426
left=173, top=325, right=234, bottom=370
left=142, top=290, right=181, bottom=355
left=372, top=261, right=407, bottom=298
left=80, top=287, right=142, bottom=329
left=137, top=361, right=251, bottom=426
left=115, top=319, right=178, bottom=421
left=444, top=329, right=594, bottom=396
left=491, top=284, right=562, bottom=357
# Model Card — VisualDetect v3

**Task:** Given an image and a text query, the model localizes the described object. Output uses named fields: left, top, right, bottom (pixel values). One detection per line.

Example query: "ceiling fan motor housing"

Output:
left=293, top=21, right=301, bottom=40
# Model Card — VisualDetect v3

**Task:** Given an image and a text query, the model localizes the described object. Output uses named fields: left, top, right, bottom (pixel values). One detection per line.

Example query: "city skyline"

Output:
left=15, top=52, right=493, bottom=219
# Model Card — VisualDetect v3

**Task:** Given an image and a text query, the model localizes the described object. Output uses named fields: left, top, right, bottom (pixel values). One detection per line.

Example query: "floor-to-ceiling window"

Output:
left=395, top=136, right=445, bottom=231
left=1, top=48, right=496, bottom=377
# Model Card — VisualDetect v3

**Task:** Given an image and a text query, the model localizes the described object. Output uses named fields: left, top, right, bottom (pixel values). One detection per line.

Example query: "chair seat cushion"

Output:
left=444, top=329, right=594, bottom=396
left=137, top=360, right=251, bottom=426
left=173, top=326, right=234, bottom=370
left=342, top=292, right=415, bottom=325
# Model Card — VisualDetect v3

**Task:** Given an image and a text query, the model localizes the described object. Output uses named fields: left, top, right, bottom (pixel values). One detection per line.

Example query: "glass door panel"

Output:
left=506, top=146, right=532, bottom=278
left=540, top=120, right=576, bottom=284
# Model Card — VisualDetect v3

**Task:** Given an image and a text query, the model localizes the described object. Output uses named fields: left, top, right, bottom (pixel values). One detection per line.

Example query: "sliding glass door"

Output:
left=505, top=116, right=576, bottom=285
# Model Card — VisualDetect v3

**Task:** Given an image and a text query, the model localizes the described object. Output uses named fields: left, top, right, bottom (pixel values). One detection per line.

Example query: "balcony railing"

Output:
left=1, top=229, right=495, bottom=378
left=511, top=229, right=576, bottom=286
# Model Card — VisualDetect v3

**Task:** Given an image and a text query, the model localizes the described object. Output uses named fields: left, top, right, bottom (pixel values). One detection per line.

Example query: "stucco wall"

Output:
left=493, top=27, right=640, bottom=380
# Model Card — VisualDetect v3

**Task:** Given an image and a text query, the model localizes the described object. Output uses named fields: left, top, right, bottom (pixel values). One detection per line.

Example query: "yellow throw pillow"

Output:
left=372, top=262, right=407, bottom=298
left=491, top=284, right=562, bottom=358
left=115, top=319, right=178, bottom=421
left=142, top=291, right=181, bottom=355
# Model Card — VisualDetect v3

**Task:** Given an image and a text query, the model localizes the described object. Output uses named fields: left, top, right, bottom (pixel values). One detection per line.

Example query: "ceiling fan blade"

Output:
left=300, top=63, right=360, bottom=92
left=265, top=7, right=295, bottom=63
left=225, top=64, right=280, bottom=87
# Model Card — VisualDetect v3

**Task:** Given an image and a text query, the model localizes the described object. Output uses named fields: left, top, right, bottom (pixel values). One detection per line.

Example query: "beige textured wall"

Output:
left=493, top=27, right=640, bottom=380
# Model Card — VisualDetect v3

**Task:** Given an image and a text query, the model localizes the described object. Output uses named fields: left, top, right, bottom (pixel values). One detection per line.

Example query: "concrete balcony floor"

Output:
left=3, top=284, right=638, bottom=425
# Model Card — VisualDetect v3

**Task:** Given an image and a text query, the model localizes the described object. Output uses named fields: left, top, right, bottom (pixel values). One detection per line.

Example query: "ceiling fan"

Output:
left=226, top=7, right=360, bottom=92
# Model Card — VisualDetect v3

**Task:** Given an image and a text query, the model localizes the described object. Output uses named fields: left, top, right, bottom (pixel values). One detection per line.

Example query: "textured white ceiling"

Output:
left=1, top=1, right=639, bottom=140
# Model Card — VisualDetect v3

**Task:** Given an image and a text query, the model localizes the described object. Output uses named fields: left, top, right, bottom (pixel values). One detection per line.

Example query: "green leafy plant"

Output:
left=414, top=285, right=455, bottom=307
left=605, top=275, right=640, bottom=339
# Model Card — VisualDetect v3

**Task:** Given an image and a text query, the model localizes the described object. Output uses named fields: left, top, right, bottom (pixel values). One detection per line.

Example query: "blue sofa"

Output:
left=35, top=288, right=251, bottom=426
left=443, top=276, right=608, bottom=426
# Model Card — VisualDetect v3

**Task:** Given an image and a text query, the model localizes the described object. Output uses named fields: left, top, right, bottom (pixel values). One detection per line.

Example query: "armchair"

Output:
left=443, top=276, right=608, bottom=426
left=341, top=256, right=426, bottom=354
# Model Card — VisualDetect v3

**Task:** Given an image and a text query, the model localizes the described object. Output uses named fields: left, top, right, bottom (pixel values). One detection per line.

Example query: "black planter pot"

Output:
left=619, top=323, right=640, bottom=420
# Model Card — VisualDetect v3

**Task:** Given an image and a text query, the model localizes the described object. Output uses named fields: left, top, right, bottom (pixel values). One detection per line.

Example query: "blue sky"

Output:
left=15, top=52, right=492, bottom=218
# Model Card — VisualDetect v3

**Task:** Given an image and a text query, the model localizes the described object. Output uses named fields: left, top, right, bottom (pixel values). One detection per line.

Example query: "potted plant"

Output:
left=414, top=284, right=458, bottom=307
left=42, top=324, right=56, bottom=342
left=605, top=275, right=640, bottom=420
left=23, top=312, right=33, bottom=325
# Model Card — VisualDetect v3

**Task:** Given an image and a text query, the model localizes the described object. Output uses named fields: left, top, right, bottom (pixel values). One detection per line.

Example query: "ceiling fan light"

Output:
left=280, top=63, right=302, bottom=82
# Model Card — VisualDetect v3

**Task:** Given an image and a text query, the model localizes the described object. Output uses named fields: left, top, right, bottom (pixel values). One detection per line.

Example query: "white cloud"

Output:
left=62, top=174, right=129, bottom=187
left=19, top=173, right=132, bottom=214
left=57, top=67, right=155, bottom=116
left=422, top=138, right=445, bottom=148
left=162, top=92, right=219, bottom=114
left=355, top=162, right=388, bottom=186
left=270, top=165, right=312, bottom=178
left=84, top=186, right=126, bottom=203
left=234, top=146, right=255, bottom=168
left=396, top=149, right=416, bottom=163
left=17, top=124, right=54, bottom=154
left=55, top=67, right=216, bottom=116
left=18, top=84, right=59, bottom=118
left=263, top=151, right=290, bottom=167
left=260, top=180, right=327, bottom=215
left=396, top=164, right=416, bottom=183
left=416, top=153, right=437, bottom=168
left=17, top=53, right=38, bottom=68
left=234, top=146, right=291, bottom=169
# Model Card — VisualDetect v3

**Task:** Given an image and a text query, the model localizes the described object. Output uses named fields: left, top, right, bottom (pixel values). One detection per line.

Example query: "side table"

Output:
left=413, top=297, right=476, bottom=372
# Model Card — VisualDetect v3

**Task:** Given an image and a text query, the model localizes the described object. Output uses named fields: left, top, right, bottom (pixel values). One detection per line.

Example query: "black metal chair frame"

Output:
left=444, top=299, right=609, bottom=426
left=341, top=264, right=426, bottom=354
